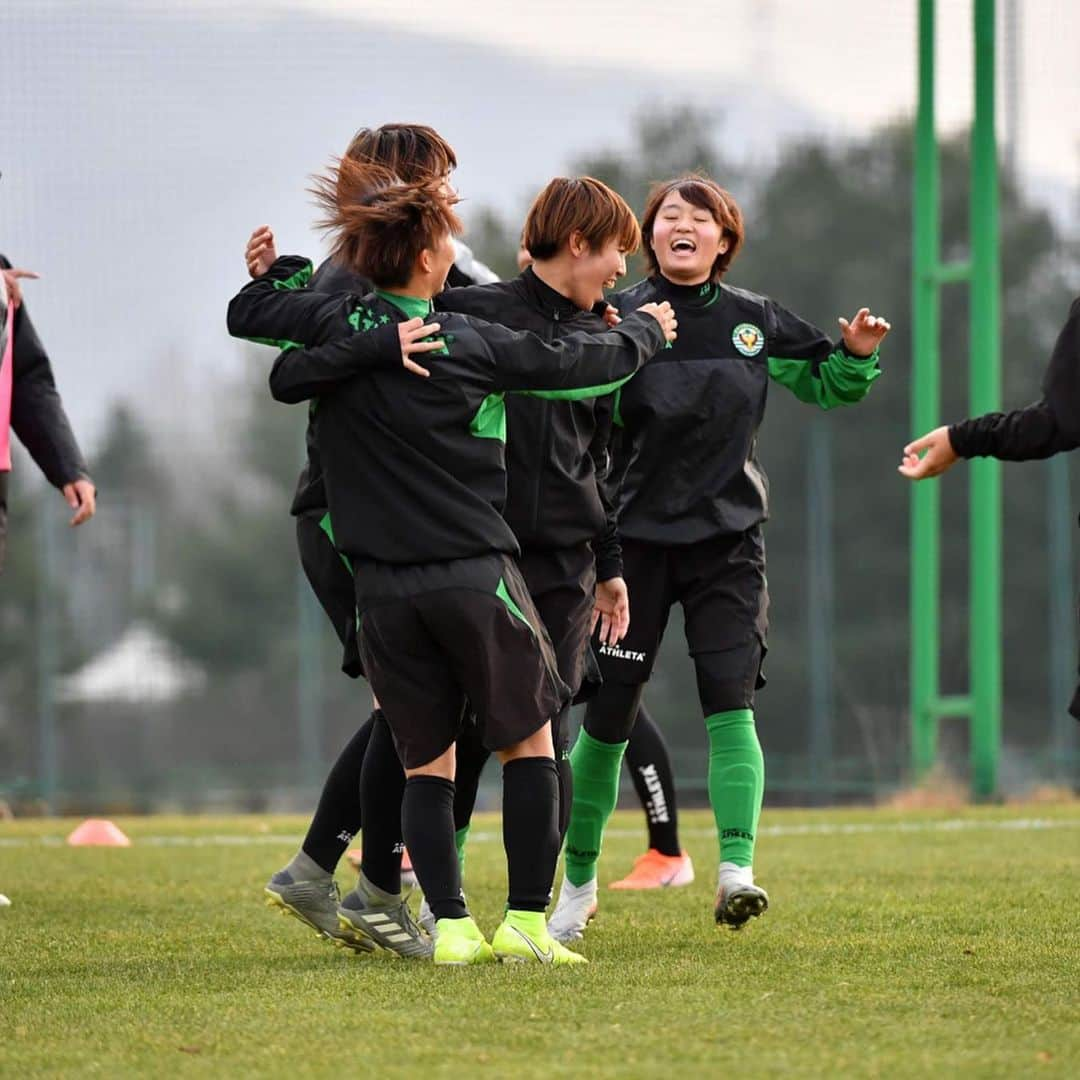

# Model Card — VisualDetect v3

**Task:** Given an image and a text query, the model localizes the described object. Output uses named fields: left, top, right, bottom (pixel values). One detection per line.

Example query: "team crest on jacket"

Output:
left=732, top=322, right=764, bottom=357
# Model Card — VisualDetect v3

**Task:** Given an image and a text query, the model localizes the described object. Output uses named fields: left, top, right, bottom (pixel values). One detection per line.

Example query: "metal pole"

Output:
left=911, top=0, right=942, bottom=779
left=36, top=497, right=59, bottom=813
left=969, top=0, right=1003, bottom=799
left=807, top=416, right=834, bottom=802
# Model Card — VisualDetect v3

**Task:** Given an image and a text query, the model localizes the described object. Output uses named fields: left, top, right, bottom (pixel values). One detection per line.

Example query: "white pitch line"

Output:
left=0, top=816, right=1077, bottom=849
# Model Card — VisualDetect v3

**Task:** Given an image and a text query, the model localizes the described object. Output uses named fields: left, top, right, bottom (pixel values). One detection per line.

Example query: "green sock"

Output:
left=455, top=825, right=470, bottom=873
left=704, top=709, right=764, bottom=868
left=563, top=728, right=628, bottom=886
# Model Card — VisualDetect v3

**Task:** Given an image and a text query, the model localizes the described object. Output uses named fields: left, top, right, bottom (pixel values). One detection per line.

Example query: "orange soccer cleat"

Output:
left=608, top=849, right=695, bottom=890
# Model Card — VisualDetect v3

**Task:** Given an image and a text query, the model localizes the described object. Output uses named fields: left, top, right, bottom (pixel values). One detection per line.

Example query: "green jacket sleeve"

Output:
left=764, top=297, right=881, bottom=409
left=226, top=256, right=344, bottom=350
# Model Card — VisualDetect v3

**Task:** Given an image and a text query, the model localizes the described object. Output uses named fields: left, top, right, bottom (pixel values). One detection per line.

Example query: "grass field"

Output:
left=2, top=805, right=1078, bottom=1078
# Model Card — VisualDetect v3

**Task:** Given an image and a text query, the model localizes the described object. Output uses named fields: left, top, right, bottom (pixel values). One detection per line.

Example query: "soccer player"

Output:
left=899, top=295, right=1080, bottom=717
left=549, top=173, right=889, bottom=940
left=231, top=157, right=675, bottom=963
left=231, top=124, right=493, bottom=957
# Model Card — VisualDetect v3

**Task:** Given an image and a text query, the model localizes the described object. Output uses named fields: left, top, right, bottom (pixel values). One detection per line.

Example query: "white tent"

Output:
left=54, top=621, right=206, bottom=706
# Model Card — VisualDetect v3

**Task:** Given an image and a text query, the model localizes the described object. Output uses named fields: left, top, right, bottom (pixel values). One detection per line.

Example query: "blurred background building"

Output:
left=1, top=0, right=1077, bottom=812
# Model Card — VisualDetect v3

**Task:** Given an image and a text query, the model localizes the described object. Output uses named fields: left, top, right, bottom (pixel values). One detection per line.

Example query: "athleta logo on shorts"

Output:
left=732, top=322, right=764, bottom=357
left=597, top=643, right=646, bottom=663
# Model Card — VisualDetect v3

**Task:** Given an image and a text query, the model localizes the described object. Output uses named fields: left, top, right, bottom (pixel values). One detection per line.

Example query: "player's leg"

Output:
left=264, top=515, right=377, bottom=950
left=516, top=545, right=597, bottom=846
left=551, top=540, right=671, bottom=941
left=434, top=561, right=583, bottom=964
left=336, top=714, right=432, bottom=958
left=679, top=529, right=769, bottom=929
left=609, top=703, right=694, bottom=889
left=353, top=599, right=478, bottom=962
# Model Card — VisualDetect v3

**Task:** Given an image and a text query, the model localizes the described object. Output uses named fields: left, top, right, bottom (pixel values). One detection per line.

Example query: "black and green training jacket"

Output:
left=229, top=257, right=666, bottom=566
left=608, top=275, right=882, bottom=545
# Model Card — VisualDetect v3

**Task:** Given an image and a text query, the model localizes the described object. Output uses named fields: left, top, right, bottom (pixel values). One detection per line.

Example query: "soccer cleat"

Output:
left=492, top=910, right=587, bottom=966
left=432, top=916, right=495, bottom=966
left=547, top=875, right=598, bottom=943
left=714, top=876, right=769, bottom=930
left=337, top=873, right=433, bottom=959
left=609, top=849, right=695, bottom=890
left=264, top=869, right=374, bottom=953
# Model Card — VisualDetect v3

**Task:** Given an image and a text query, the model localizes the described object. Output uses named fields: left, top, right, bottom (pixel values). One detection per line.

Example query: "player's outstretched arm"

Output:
left=226, top=256, right=348, bottom=348
left=268, top=318, right=441, bottom=404
left=766, top=300, right=886, bottom=409
left=478, top=303, right=675, bottom=398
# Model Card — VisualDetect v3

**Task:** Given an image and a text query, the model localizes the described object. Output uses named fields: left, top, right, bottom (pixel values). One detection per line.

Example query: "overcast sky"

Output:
left=185, top=0, right=1079, bottom=190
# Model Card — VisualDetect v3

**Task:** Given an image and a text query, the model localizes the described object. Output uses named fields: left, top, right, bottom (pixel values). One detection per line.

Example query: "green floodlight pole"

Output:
left=968, top=0, right=1003, bottom=798
left=911, top=0, right=1002, bottom=798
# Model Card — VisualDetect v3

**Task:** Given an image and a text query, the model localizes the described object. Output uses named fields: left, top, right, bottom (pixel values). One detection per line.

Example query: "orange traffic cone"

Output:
left=66, top=819, right=131, bottom=847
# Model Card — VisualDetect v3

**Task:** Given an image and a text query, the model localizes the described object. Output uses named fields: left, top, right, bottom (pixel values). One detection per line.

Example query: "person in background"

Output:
left=0, top=253, right=96, bottom=571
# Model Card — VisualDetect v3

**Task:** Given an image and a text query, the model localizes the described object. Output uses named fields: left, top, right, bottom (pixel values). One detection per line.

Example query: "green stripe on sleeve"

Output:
left=767, top=347, right=881, bottom=409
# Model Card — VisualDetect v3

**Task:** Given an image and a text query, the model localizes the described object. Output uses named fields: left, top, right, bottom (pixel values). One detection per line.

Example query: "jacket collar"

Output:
left=517, top=266, right=588, bottom=320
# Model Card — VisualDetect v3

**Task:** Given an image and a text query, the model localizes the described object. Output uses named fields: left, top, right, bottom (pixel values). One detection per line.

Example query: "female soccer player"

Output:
left=231, top=124, right=496, bottom=958
left=232, top=157, right=675, bottom=963
left=549, top=173, right=890, bottom=940
left=900, top=296, right=1080, bottom=717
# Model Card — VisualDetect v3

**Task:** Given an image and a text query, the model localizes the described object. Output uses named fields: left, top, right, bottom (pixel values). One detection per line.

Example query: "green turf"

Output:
left=1, top=805, right=1077, bottom=1078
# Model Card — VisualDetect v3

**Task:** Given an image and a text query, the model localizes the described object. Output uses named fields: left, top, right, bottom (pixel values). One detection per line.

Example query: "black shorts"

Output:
left=356, top=554, right=570, bottom=770
left=596, top=529, right=768, bottom=689
left=296, top=513, right=363, bottom=678
left=517, top=543, right=596, bottom=703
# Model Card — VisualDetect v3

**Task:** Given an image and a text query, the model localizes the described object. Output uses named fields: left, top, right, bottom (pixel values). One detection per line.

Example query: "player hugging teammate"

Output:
left=227, top=126, right=889, bottom=964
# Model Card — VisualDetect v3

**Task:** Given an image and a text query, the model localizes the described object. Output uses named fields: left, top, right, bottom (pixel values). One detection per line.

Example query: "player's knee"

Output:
left=584, top=681, right=644, bottom=744
left=695, top=643, right=762, bottom=715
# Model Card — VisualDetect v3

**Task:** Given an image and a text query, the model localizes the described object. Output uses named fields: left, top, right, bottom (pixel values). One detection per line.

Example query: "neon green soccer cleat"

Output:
left=492, top=910, right=588, bottom=966
left=432, top=916, right=496, bottom=966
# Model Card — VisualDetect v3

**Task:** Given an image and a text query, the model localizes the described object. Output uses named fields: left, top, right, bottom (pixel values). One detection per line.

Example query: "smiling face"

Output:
left=642, top=176, right=745, bottom=285
left=569, top=234, right=629, bottom=308
left=650, top=192, right=727, bottom=285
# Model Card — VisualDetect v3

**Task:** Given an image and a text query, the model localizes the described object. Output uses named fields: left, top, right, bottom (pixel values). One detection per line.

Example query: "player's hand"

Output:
left=898, top=426, right=959, bottom=480
left=839, top=307, right=890, bottom=356
left=592, top=576, right=630, bottom=646
left=398, top=317, right=447, bottom=377
left=603, top=304, right=621, bottom=328
left=245, top=225, right=278, bottom=278
left=637, top=301, right=677, bottom=343
left=62, top=478, right=97, bottom=526
left=1, top=267, right=41, bottom=309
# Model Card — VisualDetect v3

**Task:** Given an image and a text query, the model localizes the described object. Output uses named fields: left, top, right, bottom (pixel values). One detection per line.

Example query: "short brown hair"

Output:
left=641, top=174, right=745, bottom=281
left=311, top=157, right=462, bottom=288
left=522, top=177, right=641, bottom=261
left=344, top=123, right=457, bottom=184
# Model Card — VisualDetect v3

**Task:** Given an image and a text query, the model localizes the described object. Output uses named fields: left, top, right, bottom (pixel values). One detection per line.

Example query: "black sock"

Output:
left=453, top=720, right=491, bottom=832
left=502, top=756, right=560, bottom=912
left=357, top=713, right=406, bottom=895
left=300, top=710, right=375, bottom=872
left=625, top=704, right=681, bottom=857
left=552, top=705, right=573, bottom=844
left=402, top=775, right=467, bottom=921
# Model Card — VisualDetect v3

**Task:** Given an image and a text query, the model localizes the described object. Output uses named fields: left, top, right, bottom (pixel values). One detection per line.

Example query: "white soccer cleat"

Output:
left=547, top=875, right=598, bottom=943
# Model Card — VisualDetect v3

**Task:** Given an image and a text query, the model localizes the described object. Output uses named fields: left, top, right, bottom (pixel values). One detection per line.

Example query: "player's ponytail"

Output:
left=310, top=156, right=463, bottom=287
